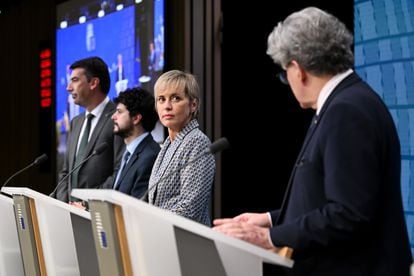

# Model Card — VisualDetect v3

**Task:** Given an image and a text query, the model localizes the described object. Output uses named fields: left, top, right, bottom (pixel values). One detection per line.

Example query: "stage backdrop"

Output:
left=354, top=0, right=414, bottom=257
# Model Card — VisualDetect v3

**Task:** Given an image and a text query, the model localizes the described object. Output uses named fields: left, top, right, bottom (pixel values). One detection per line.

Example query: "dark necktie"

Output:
left=71, top=113, right=94, bottom=196
left=113, top=150, right=131, bottom=189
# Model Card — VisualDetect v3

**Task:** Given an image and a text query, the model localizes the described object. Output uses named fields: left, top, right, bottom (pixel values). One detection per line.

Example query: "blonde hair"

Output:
left=154, top=70, right=200, bottom=118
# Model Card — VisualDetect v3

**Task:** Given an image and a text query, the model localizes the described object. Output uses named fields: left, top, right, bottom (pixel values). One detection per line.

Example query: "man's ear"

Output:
left=89, top=77, right=100, bottom=90
left=132, top=113, right=142, bottom=125
left=290, top=60, right=307, bottom=85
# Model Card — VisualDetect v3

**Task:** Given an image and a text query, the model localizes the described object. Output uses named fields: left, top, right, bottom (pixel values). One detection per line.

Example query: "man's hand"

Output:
left=213, top=217, right=274, bottom=250
left=69, top=201, right=87, bottom=210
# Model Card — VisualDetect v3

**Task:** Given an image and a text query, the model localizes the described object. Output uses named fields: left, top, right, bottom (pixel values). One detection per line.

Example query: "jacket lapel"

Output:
left=69, top=114, right=86, bottom=170
left=276, top=72, right=361, bottom=225
left=84, top=102, right=115, bottom=157
left=117, top=135, right=151, bottom=184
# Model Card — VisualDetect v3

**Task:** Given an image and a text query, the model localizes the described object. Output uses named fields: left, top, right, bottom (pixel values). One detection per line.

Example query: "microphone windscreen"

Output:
left=208, top=137, right=230, bottom=154
left=34, top=154, right=48, bottom=165
left=94, top=142, right=109, bottom=155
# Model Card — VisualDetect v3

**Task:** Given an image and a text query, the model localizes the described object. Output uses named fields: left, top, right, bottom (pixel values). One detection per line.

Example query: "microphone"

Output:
left=206, top=137, right=230, bottom=154
left=51, top=142, right=109, bottom=200
left=1, top=154, right=48, bottom=191
left=140, top=137, right=229, bottom=201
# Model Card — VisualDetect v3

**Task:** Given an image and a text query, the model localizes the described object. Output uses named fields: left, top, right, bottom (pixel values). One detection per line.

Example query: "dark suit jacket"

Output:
left=269, top=73, right=412, bottom=276
left=112, top=134, right=160, bottom=199
left=52, top=101, right=124, bottom=202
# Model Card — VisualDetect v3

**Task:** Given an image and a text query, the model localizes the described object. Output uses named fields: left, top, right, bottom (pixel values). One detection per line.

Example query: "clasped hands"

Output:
left=69, top=201, right=87, bottom=210
left=213, top=212, right=278, bottom=252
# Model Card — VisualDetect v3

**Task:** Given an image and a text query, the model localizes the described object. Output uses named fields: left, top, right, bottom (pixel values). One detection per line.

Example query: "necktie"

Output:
left=71, top=113, right=94, bottom=197
left=113, top=150, right=131, bottom=189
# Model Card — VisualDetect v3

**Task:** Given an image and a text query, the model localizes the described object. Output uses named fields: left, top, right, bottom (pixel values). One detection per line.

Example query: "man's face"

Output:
left=66, top=68, right=94, bottom=107
left=112, top=103, right=133, bottom=139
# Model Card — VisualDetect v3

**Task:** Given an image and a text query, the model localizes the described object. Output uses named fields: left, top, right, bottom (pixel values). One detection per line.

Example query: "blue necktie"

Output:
left=113, top=150, right=131, bottom=189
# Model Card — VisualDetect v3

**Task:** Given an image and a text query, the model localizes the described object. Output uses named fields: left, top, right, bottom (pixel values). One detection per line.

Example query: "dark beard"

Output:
left=114, top=124, right=133, bottom=139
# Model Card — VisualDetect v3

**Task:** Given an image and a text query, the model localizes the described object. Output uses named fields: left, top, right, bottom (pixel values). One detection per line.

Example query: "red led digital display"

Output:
left=39, top=48, right=53, bottom=108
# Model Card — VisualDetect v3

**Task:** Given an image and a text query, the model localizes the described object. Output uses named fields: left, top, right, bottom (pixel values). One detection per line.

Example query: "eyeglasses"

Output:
left=277, top=70, right=289, bottom=85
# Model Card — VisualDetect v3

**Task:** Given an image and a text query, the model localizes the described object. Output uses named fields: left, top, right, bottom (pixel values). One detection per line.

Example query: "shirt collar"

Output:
left=86, top=97, right=110, bottom=119
left=316, top=69, right=353, bottom=115
left=126, top=132, right=149, bottom=155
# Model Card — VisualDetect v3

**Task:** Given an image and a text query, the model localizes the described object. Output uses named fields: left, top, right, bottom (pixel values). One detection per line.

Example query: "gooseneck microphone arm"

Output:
left=140, top=137, right=230, bottom=202
left=51, top=142, right=109, bottom=201
left=1, top=154, right=48, bottom=191
left=49, top=142, right=108, bottom=200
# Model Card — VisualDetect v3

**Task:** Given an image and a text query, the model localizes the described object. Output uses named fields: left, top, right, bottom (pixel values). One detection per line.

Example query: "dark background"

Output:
left=220, top=2, right=353, bottom=217
left=0, top=1, right=353, bottom=219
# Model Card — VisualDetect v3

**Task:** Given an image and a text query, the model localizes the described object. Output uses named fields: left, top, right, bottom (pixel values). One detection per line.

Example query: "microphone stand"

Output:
left=141, top=137, right=229, bottom=202
left=1, top=154, right=48, bottom=195
left=51, top=143, right=109, bottom=202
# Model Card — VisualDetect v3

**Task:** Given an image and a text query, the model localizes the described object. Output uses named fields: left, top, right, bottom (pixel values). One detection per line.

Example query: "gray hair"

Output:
left=154, top=70, right=200, bottom=118
left=266, top=7, right=353, bottom=75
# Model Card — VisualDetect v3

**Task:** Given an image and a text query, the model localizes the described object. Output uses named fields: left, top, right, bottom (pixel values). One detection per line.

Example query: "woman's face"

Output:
left=155, top=85, right=196, bottom=133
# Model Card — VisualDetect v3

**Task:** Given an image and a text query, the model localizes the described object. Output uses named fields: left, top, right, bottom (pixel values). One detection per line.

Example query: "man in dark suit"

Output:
left=109, top=87, right=160, bottom=198
left=213, top=7, right=412, bottom=276
left=51, top=56, right=124, bottom=203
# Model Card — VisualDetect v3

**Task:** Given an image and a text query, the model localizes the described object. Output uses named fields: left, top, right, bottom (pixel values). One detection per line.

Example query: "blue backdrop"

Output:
left=354, top=0, right=414, bottom=257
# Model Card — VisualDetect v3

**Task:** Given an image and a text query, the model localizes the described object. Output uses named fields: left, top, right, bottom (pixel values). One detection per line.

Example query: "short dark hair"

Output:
left=70, top=56, right=111, bottom=95
left=114, top=87, right=159, bottom=132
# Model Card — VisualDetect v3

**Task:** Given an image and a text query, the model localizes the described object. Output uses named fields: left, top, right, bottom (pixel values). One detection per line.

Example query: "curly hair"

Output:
left=114, top=87, right=158, bottom=131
